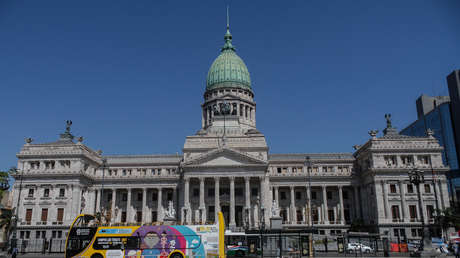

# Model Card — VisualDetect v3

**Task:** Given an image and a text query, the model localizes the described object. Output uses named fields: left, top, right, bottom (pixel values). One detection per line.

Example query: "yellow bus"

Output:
left=65, top=212, right=225, bottom=258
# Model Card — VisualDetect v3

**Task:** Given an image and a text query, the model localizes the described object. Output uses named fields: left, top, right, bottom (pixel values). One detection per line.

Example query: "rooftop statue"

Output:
left=385, top=113, right=392, bottom=128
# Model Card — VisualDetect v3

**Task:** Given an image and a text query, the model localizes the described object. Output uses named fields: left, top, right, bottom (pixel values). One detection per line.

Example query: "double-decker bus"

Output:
left=65, top=212, right=225, bottom=258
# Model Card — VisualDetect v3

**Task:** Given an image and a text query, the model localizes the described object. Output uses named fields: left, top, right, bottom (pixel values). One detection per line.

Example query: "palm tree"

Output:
left=0, top=209, right=13, bottom=243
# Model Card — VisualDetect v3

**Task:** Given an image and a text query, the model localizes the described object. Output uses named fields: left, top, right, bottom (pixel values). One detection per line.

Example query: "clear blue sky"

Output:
left=1, top=0, right=459, bottom=170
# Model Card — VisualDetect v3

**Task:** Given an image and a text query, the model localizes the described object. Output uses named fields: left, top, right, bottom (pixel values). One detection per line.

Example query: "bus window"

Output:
left=127, top=237, right=140, bottom=249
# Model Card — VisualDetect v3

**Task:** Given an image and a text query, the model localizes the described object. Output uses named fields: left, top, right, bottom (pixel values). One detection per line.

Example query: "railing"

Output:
left=17, top=239, right=66, bottom=253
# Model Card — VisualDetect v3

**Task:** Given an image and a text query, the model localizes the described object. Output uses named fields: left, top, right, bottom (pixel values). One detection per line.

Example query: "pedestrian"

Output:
left=11, top=246, right=18, bottom=258
left=455, top=242, right=460, bottom=258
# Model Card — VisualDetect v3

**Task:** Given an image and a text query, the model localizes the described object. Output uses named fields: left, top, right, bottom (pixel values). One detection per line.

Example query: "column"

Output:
left=322, top=185, right=329, bottom=224
left=382, top=181, right=390, bottom=220
left=199, top=177, right=206, bottom=223
left=157, top=188, right=163, bottom=221
left=111, top=188, right=116, bottom=223
left=418, top=185, right=426, bottom=223
left=184, top=178, right=190, bottom=208
left=399, top=181, right=407, bottom=222
left=306, top=185, right=311, bottom=225
left=244, top=177, right=251, bottom=227
left=142, top=188, right=147, bottom=223
left=338, top=186, right=345, bottom=224
left=126, top=188, right=132, bottom=223
left=353, top=186, right=360, bottom=219
left=439, top=180, right=449, bottom=209
left=95, top=189, right=100, bottom=213
left=215, top=177, right=220, bottom=223
left=184, top=177, right=191, bottom=223
left=274, top=186, right=279, bottom=204
left=230, top=177, right=236, bottom=226
left=290, top=186, right=296, bottom=224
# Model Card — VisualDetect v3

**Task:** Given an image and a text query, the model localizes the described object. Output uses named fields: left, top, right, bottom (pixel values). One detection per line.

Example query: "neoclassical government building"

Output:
left=12, top=25, right=451, bottom=242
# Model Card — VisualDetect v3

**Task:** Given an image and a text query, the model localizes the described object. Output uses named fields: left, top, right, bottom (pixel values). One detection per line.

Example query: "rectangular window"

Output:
left=41, top=208, right=48, bottom=222
left=167, top=192, right=173, bottom=201
left=327, top=191, right=332, bottom=200
left=137, top=192, right=142, bottom=201
left=59, top=188, right=65, bottom=197
left=424, top=184, right=431, bottom=193
left=26, top=209, right=33, bottom=222
left=407, top=184, right=414, bottom=193
left=44, top=188, right=50, bottom=197
left=277, top=167, right=282, bottom=173
left=58, top=231, right=62, bottom=238
left=20, top=231, right=25, bottom=239
left=411, top=228, right=417, bottom=237
left=136, top=211, right=142, bottom=223
left=390, top=184, right=397, bottom=193
left=36, top=231, right=40, bottom=239
left=311, top=191, right=317, bottom=200
left=28, top=189, right=34, bottom=197
left=251, top=188, right=258, bottom=196
left=427, top=205, right=434, bottom=219
left=409, top=205, right=417, bottom=220
left=343, top=191, right=348, bottom=200
left=391, top=205, right=400, bottom=220
left=121, top=211, right=127, bottom=223
left=57, top=208, right=64, bottom=222
left=123, top=193, right=128, bottom=201
left=280, top=192, right=286, bottom=200
left=328, top=209, right=335, bottom=222
left=151, top=211, right=157, bottom=222
left=295, top=191, right=301, bottom=200
left=208, top=188, right=215, bottom=197
left=25, top=231, right=30, bottom=239
left=193, top=188, right=199, bottom=197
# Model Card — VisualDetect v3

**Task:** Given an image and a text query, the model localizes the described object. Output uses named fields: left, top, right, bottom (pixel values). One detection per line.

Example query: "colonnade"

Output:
left=93, top=186, right=176, bottom=224
left=272, top=185, right=359, bottom=225
left=182, top=176, right=264, bottom=227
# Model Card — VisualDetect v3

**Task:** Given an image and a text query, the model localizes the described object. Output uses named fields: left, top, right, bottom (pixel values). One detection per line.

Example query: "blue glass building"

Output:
left=401, top=70, right=460, bottom=206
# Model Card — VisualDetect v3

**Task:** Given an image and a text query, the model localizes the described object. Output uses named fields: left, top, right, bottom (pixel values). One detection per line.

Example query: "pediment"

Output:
left=183, top=147, right=267, bottom=167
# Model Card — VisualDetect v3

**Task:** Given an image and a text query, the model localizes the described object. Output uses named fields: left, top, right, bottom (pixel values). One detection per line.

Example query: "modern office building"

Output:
left=401, top=70, right=460, bottom=205
left=10, top=25, right=451, bottom=247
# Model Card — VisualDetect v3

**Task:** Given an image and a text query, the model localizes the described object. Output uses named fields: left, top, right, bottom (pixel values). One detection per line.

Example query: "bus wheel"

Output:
left=91, top=254, right=103, bottom=258
left=170, top=252, right=184, bottom=258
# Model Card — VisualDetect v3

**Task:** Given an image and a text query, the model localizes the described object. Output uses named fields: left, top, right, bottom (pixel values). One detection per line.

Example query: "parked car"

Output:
left=227, top=245, right=249, bottom=257
left=347, top=243, right=373, bottom=253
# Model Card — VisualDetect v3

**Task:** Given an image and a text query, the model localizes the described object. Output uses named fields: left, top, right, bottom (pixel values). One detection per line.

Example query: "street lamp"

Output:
left=98, top=158, right=107, bottom=223
left=408, top=168, right=432, bottom=252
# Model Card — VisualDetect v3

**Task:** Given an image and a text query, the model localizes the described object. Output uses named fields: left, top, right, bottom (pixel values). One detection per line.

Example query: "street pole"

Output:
left=99, top=158, right=107, bottom=224
left=409, top=168, right=433, bottom=255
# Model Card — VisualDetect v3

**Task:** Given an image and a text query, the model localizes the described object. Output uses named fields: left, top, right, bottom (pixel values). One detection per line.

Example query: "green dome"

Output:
left=206, top=29, right=251, bottom=91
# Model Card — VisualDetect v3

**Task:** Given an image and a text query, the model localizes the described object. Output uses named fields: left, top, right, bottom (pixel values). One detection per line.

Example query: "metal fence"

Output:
left=17, top=238, right=66, bottom=253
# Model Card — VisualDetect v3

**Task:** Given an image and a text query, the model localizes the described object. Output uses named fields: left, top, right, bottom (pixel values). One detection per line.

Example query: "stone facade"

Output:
left=10, top=27, right=451, bottom=243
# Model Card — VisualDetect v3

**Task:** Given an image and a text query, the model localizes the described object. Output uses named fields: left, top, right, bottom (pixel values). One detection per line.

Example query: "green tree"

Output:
left=435, top=207, right=460, bottom=239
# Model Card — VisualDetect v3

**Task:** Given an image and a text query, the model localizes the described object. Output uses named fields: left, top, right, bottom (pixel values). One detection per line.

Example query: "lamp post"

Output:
left=99, top=158, right=107, bottom=223
left=305, top=156, right=314, bottom=257
left=408, top=168, right=432, bottom=253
